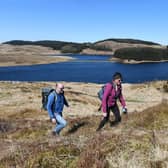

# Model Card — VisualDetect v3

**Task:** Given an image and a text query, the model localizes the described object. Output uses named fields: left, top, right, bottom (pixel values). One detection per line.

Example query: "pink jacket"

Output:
left=102, top=82, right=126, bottom=113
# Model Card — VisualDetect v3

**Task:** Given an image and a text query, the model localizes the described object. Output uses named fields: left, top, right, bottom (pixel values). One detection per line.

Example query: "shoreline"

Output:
left=2, top=54, right=168, bottom=67
left=1, top=43, right=167, bottom=66
left=0, top=44, right=75, bottom=67
left=0, top=55, right=75, bottom=67
left=110, top=57, right=168, bottom=64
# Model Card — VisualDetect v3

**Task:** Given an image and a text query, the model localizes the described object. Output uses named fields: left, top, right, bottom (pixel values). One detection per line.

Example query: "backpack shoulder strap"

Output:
left=49, top=90, right=57, bottom=112
left=51, top=90, right=57, bottom=103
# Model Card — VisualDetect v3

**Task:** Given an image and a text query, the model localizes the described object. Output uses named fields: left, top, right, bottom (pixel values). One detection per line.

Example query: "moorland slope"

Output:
left=0, top=81, right=168, bottom=167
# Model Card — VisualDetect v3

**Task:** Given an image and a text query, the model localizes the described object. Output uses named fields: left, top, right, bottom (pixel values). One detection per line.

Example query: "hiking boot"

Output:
left=110, top=121, right=118, bottom=127
left=52, top=131, right=59, bottom=136
left=96, top=128, right=101, bottom=132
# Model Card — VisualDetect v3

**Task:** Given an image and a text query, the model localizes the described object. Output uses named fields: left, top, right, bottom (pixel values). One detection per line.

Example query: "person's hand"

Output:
left=122, top=107, right=127, bottom=114
left=103, top=112, right=107, bottom=117
left=51, top=118, right=56, bottom=124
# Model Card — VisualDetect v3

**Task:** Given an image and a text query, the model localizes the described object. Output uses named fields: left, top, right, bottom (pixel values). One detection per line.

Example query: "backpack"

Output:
left=97, top=83, right=113, bottom=111
left=41, top=87, right=57, bottom=111
left=97, top=83, right=113, bottom=101
left=97, top=85, right=106, bottom=101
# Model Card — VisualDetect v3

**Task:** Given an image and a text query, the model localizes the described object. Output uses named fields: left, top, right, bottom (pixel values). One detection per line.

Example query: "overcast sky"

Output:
left=0, top=0, right=167, bottom=45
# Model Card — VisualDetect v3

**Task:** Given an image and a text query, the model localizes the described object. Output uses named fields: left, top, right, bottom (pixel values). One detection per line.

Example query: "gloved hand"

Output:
left=103, top=112, right=107, bottom=117
left=122, top=107, right=127, bottom=114
left=51, top=118, right=56, bottom=124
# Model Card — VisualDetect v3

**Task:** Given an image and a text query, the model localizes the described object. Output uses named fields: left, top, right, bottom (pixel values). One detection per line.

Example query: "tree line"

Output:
left=3, top=40, right=112, bottom=53
left=113, top=47, right=168, bottom=61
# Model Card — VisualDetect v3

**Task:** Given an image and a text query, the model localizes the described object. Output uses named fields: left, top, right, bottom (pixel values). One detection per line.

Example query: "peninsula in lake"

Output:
left=1, top=38, right=168, bottom=66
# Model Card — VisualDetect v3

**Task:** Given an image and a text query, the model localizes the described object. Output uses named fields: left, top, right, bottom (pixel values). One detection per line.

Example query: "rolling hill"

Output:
left=3, top=38, right=168, bottom=62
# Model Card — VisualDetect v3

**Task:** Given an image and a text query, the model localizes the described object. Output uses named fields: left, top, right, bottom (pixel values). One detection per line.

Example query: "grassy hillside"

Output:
left=82, top=38, right=164, bottom=56
left=0, top=81, right=168, bottom=167
left=0, top=103, right=168, bottom=167
left=3, top=39, right=163, bottom=56
left=3, top=40, right=90, bottom=53
left=94, top=38, right=161, bottom=46
left=0, top=44, right=74, bottom=67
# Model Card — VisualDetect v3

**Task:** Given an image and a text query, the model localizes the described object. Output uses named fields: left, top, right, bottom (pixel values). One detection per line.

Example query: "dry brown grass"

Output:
left=0, top=44, right=74, bottom=67
left=0, top=103, right=168, bottom=167
left=0, top=81, right=168, bottom=167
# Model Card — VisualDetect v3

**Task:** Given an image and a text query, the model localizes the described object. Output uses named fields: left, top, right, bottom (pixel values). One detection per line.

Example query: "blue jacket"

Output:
left=47, top=91, right=69, bottom=119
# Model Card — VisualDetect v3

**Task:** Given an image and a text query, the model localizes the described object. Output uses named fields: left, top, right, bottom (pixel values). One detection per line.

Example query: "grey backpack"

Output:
left=97, top=85, right=106, bottom=101
left=41, top=87, right=57, bottom=111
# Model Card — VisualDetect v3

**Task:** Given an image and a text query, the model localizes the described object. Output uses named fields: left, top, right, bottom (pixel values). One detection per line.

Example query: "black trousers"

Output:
left=96, top=104, right=121, bottom=131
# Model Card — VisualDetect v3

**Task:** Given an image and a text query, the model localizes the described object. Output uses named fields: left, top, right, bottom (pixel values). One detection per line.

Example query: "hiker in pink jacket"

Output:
left=96, top=72, right=127, bottom=131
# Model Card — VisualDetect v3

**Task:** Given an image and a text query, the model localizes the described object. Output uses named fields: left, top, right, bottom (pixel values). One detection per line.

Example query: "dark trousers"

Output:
left=96, top=104, right=121, bottom=131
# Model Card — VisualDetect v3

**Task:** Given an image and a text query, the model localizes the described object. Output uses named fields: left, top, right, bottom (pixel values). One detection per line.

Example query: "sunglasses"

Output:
left=116, top=78, right=122, bottom=83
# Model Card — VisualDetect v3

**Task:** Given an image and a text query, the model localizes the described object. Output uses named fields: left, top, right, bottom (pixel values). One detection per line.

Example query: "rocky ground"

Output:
left=0, top=81, right=168, bottom=167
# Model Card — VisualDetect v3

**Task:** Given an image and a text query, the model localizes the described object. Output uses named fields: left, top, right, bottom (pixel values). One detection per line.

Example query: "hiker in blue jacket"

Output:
left=47, top=83, right=69, bottom=136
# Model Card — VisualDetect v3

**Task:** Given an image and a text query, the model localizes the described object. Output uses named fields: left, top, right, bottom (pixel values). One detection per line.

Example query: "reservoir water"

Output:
left=0, top=55, right=168, bottom=84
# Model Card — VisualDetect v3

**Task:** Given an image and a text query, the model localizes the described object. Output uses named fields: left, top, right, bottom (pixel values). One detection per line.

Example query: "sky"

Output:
left=0, top=0, right=168, bottom=45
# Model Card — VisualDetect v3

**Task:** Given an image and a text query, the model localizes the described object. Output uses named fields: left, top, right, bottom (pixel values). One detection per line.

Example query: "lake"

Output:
left=0, top=54, right=168, bottom=84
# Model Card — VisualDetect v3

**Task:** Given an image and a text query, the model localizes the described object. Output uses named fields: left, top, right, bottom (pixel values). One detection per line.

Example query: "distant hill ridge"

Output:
left=94, top=38, right=161, bottom=46
left=3, top=39, right=168, bottom=62
left=3, top=40, right=88, bottom=51
left=3, top=38, right=161, bottom=53
left=3, top=38, right=161, bottom=46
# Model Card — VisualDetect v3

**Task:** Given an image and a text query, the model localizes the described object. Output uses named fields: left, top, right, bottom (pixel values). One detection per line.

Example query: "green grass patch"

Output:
left=0, top=144, right=80, bottom=168
left=11, top=128, right=47, bottom=140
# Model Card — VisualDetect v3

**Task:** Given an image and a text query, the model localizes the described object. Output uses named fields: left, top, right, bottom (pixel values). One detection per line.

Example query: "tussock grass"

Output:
left=126, top=102, right=168, bottom=130
left=163, top=81, right=168, bottom=92
left=0, top=119, right=14, bottom=133
left=0, top=81, right=168, bottom=167
left=11, top=127, right=48, bottom=140
left=0, top=141, right=80, bottom=168
left=1, top=103, right=168, bottom=167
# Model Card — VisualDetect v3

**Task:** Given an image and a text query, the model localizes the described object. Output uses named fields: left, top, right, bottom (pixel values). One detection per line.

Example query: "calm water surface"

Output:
left=0, top=54, right=168, bottom=83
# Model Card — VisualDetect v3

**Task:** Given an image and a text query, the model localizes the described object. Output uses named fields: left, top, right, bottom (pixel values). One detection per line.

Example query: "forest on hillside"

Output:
left=3, top=39, right=160, bottom=54
left=113, top=47, right=168, bottom=61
